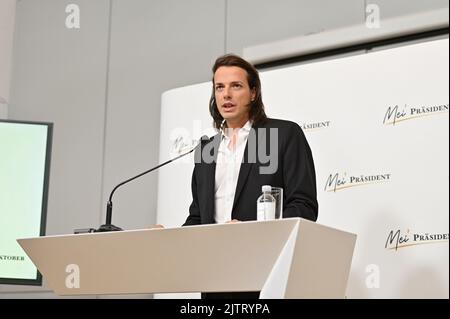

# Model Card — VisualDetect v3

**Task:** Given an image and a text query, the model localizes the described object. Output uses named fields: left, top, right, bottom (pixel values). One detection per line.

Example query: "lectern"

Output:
left=18, top=218, right=356, bottom=298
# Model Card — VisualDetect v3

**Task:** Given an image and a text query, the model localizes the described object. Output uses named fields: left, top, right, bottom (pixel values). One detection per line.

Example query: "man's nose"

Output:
left=223, top=86, right=231, bottom=99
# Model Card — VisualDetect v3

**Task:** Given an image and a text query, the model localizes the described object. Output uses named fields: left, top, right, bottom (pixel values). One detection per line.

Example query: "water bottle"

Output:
left=257, top=185, right=276, bottom=221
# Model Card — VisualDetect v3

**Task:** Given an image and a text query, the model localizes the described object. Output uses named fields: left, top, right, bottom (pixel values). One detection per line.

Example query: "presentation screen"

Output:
left=0, top=119, right=52, bottom=285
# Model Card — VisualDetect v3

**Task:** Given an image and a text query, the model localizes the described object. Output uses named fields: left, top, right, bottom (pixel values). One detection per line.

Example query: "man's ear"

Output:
left=251, top=88, right=256, bottom=101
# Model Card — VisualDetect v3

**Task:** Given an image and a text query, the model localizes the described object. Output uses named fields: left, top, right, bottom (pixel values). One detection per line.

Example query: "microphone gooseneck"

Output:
left=95, top=135, right=210, bottom=232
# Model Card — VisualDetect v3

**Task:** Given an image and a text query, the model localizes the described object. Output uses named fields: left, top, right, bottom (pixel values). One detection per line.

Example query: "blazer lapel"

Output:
left=204, top=134, right=221, bottom=223
left=232, top=127, right=258, bottom=212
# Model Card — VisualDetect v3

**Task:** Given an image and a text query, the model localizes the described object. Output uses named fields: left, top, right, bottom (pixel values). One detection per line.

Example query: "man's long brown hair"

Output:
left=209, top=54, right=268, bottom=129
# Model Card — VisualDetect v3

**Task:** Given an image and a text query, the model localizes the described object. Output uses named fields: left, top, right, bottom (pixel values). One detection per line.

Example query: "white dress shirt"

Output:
left=214, top=120, right=252, bottom=224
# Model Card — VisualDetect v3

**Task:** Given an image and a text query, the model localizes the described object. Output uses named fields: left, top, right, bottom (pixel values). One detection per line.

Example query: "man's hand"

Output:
left=148, top=224, right=165, bottom=229
left=225, top=219, right=241, bottom=223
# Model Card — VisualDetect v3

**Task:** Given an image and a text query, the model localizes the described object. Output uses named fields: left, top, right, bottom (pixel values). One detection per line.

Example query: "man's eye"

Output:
left=233, top=84, right=242, bottom=88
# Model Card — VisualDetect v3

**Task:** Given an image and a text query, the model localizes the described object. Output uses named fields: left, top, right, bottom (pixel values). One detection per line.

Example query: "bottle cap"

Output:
left=262, top=185, right=272, bottom=192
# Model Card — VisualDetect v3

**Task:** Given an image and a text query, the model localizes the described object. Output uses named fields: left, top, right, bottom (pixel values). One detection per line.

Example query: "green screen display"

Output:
left=0, top=120, right=52, bottom=285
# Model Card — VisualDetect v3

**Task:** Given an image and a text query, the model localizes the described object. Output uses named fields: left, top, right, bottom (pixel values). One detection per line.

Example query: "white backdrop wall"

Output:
left=157, top=38, right=449, bottom=298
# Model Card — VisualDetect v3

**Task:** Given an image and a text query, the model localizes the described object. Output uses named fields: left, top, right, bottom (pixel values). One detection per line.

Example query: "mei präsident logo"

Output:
left=324, top=172, right=391, bottom=192
left=301, top=121, right=331, bottom=132
left=385, top=229, right=449, bottom=250
left=383, top=104, right=448, bottom=125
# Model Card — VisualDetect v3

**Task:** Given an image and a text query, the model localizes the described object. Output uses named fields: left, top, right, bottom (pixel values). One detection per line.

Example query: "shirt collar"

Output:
left=220, top=120, right=252, bottom=139
left=241, top=120, right=252, bottom=132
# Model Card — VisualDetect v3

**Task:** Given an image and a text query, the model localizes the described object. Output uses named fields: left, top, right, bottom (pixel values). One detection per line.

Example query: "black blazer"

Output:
left=183, top=118, right=318, bottom=226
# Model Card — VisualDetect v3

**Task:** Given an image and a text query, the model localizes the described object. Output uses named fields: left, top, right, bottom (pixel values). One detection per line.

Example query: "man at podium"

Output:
left=182, top=54, right=318, bottom=299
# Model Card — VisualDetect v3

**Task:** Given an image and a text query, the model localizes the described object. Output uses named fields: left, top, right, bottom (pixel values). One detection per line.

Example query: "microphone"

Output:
left=95, top=135, right=211, bottom=232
